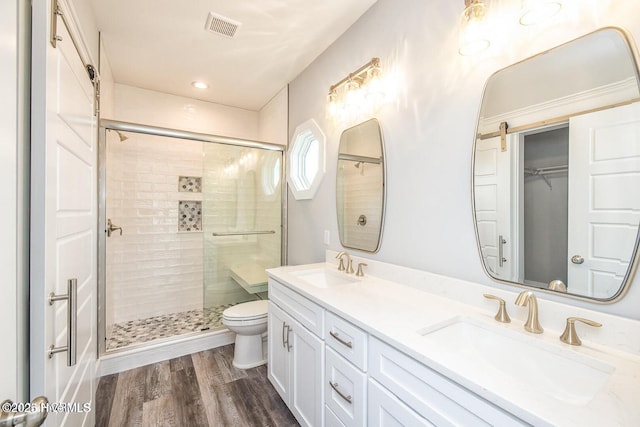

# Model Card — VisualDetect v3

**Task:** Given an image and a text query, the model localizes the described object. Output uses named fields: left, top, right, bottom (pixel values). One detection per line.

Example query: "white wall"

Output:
left=112, top=83, right=260, bottom=140
left=287, top=0, right=640, bottom=319
left=99, top=38, right=115, bottom=119
left=259, top=86, right=289, bottom=145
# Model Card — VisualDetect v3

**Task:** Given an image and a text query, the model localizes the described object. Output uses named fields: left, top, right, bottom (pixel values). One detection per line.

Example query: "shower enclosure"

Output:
left=98, top=120, right=284, bottom=353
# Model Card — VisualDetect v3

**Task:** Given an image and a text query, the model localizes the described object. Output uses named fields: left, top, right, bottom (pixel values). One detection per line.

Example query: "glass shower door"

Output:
left=202, top=144, right=282, bottom=329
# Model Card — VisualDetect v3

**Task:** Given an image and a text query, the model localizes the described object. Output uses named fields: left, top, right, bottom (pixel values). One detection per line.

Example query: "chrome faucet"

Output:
left=514, top=291, right=543, bottom=333
left=335, top=251, right=354, bottom=274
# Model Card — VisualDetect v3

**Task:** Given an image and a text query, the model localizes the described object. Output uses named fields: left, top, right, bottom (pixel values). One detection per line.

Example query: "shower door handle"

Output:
left=107, top=219, right=123, bottom=237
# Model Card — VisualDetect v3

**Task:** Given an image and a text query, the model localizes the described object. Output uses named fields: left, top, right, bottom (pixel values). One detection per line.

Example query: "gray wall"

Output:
left=287, top=0, right=640, bottom=319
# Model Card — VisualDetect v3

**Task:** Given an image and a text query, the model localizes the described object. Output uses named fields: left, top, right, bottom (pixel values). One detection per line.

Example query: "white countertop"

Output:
left=266, top=258, right=640, bottom=427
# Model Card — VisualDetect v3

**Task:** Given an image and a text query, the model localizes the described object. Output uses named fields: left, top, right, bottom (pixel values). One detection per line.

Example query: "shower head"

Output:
left=110, top=129, right=129, bottom=142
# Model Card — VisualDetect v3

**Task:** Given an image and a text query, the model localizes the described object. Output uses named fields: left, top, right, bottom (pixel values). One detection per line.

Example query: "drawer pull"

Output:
left=329, top=331, right=353, bottom=349
left=282, top=322, right=288, bottom=348
left=329, top=381, right=352, bottom=404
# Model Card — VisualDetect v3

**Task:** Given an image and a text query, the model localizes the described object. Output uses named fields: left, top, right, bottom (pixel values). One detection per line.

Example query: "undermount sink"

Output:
left=290, top=268, right=358, bottom=288
left=418, top=316, right=614, bottom=405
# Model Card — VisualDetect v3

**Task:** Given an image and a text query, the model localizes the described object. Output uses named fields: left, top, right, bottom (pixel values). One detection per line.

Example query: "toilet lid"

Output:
left=223, top=300, right=269, bottom=320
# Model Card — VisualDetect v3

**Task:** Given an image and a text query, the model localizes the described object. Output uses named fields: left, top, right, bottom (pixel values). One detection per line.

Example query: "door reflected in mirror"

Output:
left=337, top=119, right=385, bottom=253
left=472, top=27, right=640, bottom=301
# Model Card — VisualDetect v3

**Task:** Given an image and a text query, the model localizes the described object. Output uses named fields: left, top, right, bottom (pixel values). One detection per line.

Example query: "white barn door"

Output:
left=568, top=103, right=640, bottom=298
left=31, top=3, right=97, bottom=425
left=474, top=136, right=512, bottom=279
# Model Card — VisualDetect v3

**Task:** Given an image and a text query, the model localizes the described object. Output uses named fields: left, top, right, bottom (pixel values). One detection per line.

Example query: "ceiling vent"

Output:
left=205, top=12, right=241, bottom=38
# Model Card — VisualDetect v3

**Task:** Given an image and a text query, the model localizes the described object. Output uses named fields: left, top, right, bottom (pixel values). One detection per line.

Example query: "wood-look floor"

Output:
left=95, top=345, right=299, bottom=427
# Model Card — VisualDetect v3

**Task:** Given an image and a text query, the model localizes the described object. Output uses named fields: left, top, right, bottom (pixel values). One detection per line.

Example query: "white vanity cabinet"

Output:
left=268, top=274, right=527, bottom=427
left=268, top=279, right=325, bottom=427
left=369, top=338, right=525, bottom=427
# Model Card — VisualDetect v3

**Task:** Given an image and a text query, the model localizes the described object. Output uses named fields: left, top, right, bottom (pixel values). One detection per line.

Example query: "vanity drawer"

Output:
left=369, top=338, right=524, bottom=427
left=368, top=378, right=433, bottom=427
left=269, top=279, right=324, bottom=337
left=325, top=311, right=368, bottom=371
left=325, top=347, right=366, bottom=427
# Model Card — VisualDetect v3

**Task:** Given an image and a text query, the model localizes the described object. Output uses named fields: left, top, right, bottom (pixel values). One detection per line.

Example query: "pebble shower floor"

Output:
left=106, top=304, right=234, bottom=351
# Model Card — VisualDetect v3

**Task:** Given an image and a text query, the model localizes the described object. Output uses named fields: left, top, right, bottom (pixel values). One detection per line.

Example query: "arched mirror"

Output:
left=337, top=118, right=385, bottom=253
left=472, top=27, right=640, bottom=301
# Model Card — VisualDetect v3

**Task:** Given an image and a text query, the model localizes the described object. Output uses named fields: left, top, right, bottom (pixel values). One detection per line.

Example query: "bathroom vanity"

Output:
left=266, top=253, right=640, bottom=427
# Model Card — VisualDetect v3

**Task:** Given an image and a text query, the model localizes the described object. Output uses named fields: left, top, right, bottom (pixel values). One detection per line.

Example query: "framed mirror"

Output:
left=337, top=118, right=385, bottom=253
left=472, top=27, right=640, bottom=301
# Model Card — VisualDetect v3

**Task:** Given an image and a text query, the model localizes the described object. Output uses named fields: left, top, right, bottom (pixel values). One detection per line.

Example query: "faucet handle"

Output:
left=483, top=294, right=511, bottom=323
left=356, top=263, right=368, bottom=277
left=560, top=317, right=602, bottom=346
left=337, top=258, right=345, bottom=271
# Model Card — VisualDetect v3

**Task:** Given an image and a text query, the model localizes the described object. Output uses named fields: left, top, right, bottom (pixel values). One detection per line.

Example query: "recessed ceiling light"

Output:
left=191, top=81, right=209, bottom=89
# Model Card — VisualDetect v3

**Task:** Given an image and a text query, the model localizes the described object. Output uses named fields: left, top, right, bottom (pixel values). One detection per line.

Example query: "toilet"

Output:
left=222, top=300, right=269, bottom=369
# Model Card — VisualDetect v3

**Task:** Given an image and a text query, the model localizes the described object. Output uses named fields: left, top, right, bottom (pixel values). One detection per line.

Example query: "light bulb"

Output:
left=365, top=66, right=386, bottom=110
left=326, top=91, right=339, bottom=118
left=458, top=1, right=491, bottom=56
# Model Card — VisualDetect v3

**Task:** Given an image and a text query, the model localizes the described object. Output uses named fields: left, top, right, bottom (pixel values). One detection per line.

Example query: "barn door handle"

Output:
left=48, top=278, right=77, bottom=366
left=498, top=235, right=507, bottom=267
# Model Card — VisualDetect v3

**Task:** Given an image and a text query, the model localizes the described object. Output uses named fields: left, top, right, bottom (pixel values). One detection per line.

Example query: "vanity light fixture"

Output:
left=326, top=57, right=385, bottom=121
left=458, top=0, right=491, bottom=56
left=519, top=0, right=562, bottom=26
left=191, top=81, right=209, bottom=89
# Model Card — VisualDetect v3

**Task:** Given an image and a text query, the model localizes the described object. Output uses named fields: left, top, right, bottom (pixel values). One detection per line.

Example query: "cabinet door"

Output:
left=268, top=302, right=290, bottom=403
left=290, top=317, right=325, bottom=427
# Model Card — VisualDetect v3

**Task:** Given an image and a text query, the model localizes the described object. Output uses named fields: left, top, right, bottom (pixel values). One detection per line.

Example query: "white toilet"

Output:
left=222, top=300, right=269, bottom=369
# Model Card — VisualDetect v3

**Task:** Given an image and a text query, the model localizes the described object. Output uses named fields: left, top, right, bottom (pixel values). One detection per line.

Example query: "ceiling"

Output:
left=89, top=0, right=378, bottom=111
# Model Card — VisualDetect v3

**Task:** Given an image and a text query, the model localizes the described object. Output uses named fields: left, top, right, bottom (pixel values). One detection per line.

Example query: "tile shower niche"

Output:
left=179, top=176, right=203, bottom=232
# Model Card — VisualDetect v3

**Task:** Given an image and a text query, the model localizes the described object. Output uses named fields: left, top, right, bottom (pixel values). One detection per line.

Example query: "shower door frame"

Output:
left=97, top=119, right=287, bottom=356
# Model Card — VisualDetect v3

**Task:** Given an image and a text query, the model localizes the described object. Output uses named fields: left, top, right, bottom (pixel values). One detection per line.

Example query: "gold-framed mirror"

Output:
left=472, top=27, right=640, bottom=301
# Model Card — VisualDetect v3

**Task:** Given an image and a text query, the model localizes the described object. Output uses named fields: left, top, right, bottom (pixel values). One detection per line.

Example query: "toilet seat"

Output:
left=223, top=300, right=268, bottom=321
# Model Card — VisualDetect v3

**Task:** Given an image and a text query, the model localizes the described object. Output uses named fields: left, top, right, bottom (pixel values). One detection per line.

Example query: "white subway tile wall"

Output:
left=106, top=132, right=205, bottom=327
left=340, top=161, right=384, bottom=250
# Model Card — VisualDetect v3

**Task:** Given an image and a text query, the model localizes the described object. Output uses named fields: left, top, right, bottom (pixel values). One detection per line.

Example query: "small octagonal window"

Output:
left=288, top=119, right=325, bottom=200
